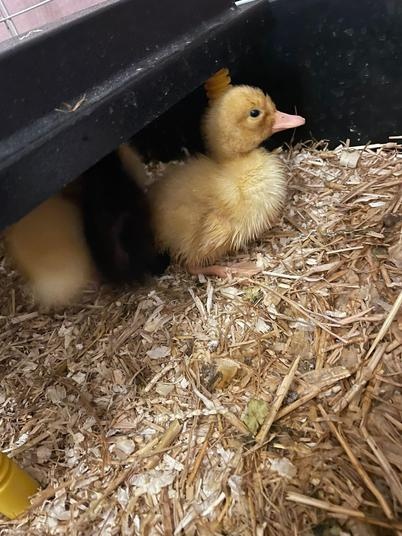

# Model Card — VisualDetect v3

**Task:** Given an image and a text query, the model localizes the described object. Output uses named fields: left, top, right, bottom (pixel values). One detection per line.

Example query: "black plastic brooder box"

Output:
left=0, top=0, right=401, bottom=231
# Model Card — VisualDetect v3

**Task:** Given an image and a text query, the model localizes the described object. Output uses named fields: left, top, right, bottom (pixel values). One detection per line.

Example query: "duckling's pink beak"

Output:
left=272, top=111, right=305, bottom=134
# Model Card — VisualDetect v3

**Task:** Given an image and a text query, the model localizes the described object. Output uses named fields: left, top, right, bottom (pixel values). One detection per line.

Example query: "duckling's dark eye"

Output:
left=249, top=109, right=261, bottom=118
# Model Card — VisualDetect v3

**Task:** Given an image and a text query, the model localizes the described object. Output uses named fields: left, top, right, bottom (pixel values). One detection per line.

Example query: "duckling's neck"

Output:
left=207, top=146, right=259, bottom=163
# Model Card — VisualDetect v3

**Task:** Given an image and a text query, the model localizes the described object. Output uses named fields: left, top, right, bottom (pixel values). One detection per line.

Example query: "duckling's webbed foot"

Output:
left=188, top=261, right=262, bottom=278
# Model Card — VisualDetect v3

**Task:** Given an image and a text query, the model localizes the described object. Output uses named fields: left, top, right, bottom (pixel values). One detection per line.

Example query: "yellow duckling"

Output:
left=5, top=194, right=95, bottom=308
left=148, top=84, right=305, bottom=276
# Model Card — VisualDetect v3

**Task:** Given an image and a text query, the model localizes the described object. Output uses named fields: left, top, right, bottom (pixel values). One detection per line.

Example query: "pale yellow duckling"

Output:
left=5, top=195, right=95, bottom=308
left=148, top=84, right=305, bottom=276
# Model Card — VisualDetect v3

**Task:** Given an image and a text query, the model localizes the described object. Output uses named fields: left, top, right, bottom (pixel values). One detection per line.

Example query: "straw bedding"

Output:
left=0, top=141, right=401, bottom=535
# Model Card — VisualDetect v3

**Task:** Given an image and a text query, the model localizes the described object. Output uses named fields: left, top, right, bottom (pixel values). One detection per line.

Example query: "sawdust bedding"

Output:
left=0, top=141, right=401, bottom=536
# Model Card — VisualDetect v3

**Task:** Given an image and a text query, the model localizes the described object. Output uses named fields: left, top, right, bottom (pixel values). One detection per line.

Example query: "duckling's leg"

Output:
left=188, top=261, right=262, bottom=278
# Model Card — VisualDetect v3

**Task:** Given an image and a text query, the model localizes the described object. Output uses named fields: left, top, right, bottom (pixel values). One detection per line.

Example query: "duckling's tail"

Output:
left=117, top=144, right=149, bottom=190
left=204, top=68, right=232, bottom=101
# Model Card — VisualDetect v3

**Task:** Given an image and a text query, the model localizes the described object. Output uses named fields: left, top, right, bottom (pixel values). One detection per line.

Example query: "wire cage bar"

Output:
left=0, top=0, right=107, bottom=43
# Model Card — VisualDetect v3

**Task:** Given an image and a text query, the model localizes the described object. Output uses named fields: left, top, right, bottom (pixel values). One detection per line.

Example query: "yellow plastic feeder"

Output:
left=0, top=452, right=39, bottom=519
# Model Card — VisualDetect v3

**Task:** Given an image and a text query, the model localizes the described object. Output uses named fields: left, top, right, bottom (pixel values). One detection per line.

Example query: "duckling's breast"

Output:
left=221, top=149, right=287, bottom=249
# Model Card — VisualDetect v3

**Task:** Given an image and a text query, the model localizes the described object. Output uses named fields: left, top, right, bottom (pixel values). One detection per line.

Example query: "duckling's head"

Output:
left=202, top=85, right=305, bottom=161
